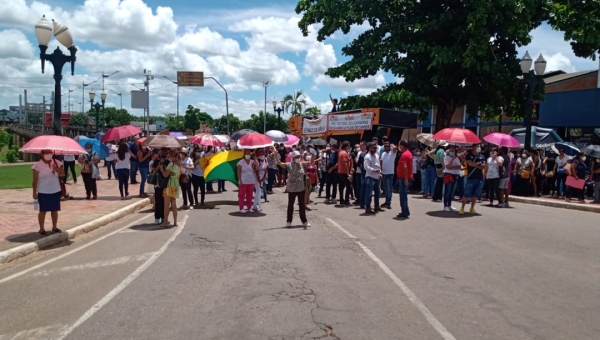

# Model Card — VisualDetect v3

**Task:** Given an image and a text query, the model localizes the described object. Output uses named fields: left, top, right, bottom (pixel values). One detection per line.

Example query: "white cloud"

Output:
left=543, top=53, right=577, bottom=73
left=314, top=71, right=386, bottom=95
left=303, top=43, right=336, bottom=76
left=229, top=16, right=319, bottom=54
left=0, top=29, right=34, bottom=59
left=178, top=26, right=240, bottom=57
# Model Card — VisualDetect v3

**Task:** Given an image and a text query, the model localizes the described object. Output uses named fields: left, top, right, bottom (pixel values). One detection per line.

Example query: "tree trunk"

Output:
left=434, top=102, right=455, bottom=132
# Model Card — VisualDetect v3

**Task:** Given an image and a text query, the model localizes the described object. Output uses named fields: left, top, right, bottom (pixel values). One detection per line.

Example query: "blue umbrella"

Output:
left=552, top=142, right=580, bottom=157
left=78, top=137, right=109, bottom=159
left=95, top=132, right=105, bottom=140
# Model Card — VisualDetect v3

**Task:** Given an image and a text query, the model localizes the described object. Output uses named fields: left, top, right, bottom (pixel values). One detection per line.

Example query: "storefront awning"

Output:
left=539, top=88, right=600, bottom=127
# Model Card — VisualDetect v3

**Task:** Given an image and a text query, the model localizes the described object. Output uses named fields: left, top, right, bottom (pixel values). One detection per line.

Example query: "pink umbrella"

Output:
left=433, top=128, right=481, bottom=144
left=101, top=125, right=142, bottom=142
left=237, top=133, right=274, bottom=149
left=284, top=134, right=299, bottom=146
left=189, top=134, right=223, bottom=147
left=483, top=133, right=520, bottom=147
left=20, top=135, right=87, bottom=155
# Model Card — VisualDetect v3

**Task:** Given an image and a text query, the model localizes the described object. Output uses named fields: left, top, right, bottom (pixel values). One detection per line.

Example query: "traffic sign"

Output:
left=88, top=118, right=95, bottom=126
left=177, top=71, right=204, bottom=87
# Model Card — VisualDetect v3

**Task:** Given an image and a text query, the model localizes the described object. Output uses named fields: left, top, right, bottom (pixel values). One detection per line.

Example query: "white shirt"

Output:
left=192, top=153, right=204, bottom=177
left=380, top=150, right=396, bottom=175
left=556, top=155, right=569, bottom=168
left=444, top=155, right=462, bottom=175
left=115, top=152, right=131, bottom=170
left=33, top=160, right=62, bottom=194
left=486, top=156, right=500, bottom=179
left=182, top=157, right=193, bottom=176
left=363, top=152, right=381, bottom=179
left=63, top=154, right=75, bottom=162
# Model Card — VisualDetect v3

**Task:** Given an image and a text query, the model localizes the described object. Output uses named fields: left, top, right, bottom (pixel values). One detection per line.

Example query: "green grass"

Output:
left=0, top=164, right=81, bottom=189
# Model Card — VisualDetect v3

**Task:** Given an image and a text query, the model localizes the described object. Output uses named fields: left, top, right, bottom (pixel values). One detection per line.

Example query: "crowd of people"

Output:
left=31, top=134, right=600, bottom=235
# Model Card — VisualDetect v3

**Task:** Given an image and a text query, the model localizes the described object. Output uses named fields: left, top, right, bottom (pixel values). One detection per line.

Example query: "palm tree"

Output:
left=283, top=90, right=307, bottom=116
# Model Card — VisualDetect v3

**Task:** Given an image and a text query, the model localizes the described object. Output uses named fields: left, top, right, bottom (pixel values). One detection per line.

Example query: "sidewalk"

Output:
left=510, top=195, right=600, bottom=213
left=0, top=175, right=150, bottom=253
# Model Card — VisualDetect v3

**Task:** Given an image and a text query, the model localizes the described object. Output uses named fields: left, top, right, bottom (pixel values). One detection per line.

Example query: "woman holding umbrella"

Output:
left=33, top=149, right=65, bottom=235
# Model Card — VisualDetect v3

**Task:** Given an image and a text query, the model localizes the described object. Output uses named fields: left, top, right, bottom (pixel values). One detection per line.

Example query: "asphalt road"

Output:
left=0, top=188, right=598, bottom=340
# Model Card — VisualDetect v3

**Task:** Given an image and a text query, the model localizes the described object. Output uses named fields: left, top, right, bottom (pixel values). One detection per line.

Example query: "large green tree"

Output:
left=284, top=90, right=308, bottom=116
left=296, top=0, right=600, bottom=131
left=304, top=106, right=322, bottom=116
left=214, top=113, right=242, bottom=134
left=240, top=111, right=289, bottom=133
left=183, top=105, right=213, bottom=131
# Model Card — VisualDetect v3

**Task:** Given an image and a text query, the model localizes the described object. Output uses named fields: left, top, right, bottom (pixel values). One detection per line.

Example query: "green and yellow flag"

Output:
left=201, top=151, right=244, bottom=186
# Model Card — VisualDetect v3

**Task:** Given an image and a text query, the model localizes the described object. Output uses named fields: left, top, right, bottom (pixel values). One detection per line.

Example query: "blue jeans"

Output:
left=130, top=161, right=139, bottom=183
left=420, top=169, right=427, bottom=194
left=425, top=165, right=436, bottom=195
left=105, top=160, right=116, bottom=179
left=556, top=172, right=567, bottom=196
left=354, top=172, right=364, bottom=206
left=399, top=179, right=412, bottom=216
left=463, top=179, right=483, bottom=199
left=443, top=174, right=458, bottom=207
left=383, top=174, right=394, bottom=205
left=364, top=176, right=380, bottom=209
left=139, top=167, right=148, bottom=195
left=267, top=168, right=277, bottom=191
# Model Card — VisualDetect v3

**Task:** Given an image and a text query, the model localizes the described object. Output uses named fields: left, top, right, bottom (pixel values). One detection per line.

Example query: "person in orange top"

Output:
left=396, top=140, right=414, bottom=218
left=330, top=141, right=353, bottom=205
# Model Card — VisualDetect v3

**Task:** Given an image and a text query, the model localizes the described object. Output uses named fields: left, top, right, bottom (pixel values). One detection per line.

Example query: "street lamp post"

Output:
left=519, top=51, right=546, bottom=151
left=163, top=76, right=179, bottom=118
left=89, top=90, right=106, bottom=133
left=35, top=15, right=77, bottom=135
left=82, top=78, right=98, bottom=116
left=110, top=90, right=123, bottom=110
left=272, top=100, right=285, bottom=130
left=204, top=77, right=230, bottom=135
left=263, top=81, right=269, bottom=133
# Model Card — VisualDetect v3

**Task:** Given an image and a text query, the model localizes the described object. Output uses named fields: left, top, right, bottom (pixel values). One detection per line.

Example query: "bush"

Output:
left=5, top=145, right=22, bottom=163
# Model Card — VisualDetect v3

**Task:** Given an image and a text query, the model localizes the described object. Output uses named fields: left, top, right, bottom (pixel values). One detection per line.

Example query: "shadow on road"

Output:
left=263, top=225, right=307, bottom=231
left=425, top=211, right=476, bottom=219
left=228, top=211, right=267, bottom=218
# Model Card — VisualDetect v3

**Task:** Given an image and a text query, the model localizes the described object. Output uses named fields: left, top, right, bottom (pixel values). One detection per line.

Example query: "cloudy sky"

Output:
left=0, top=0, right=597, bottom=121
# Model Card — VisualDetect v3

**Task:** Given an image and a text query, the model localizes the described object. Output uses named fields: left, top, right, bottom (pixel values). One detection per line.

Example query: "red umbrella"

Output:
left=237, top=133, right=274, bottom=149
left=101, top=125, right=142, bottom=142
left=189, top=134, right=223, bottom=147
left=433, top=128, right=481, bottom=144
left=20, top=135, right=87, bottom=155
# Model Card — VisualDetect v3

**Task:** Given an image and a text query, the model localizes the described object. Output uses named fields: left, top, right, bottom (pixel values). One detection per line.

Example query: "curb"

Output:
left=509, top=196, right=600, bottom=213
left=0, top=198, right=151, bottom=264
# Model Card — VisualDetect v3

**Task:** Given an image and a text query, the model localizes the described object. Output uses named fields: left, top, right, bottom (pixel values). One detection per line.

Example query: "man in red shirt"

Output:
left=396, top=140, right=414, bottom=218
left=331, top=141, right=353, bottom=205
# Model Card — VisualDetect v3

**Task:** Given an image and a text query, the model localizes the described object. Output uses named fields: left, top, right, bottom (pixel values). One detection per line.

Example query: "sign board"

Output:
left=177, top=71, right=204, bottom=87
left=9, top=106, right=19, bottom=112
left=302, top=116, right=328, bottom=135
left=88, top=118, right=95, bottom=126
left=131, top=90, right=149, bottom=109
left=327, top=112, right=374, bottom=131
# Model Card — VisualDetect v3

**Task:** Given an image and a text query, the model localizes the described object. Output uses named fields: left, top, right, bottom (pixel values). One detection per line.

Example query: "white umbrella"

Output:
left=214, top=134, right=232, bottom=143
left=265, top=130, right=288, bottom=143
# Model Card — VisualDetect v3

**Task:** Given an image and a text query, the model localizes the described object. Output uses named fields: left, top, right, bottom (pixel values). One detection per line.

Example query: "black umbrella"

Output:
left=230, top=129, right=257, bottom=141
left=581, top=144, right=600, bottom=158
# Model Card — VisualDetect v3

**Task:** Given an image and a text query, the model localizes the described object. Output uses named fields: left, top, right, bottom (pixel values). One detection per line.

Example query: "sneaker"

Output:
left=303, top=222, right=310, bottom=229
left=458, top=208, right=464, bottom=215
left=450, top=206, right=458, bottom=211
left=286, top=222, right=291, bottom=227
left=256, top=206, right=262, bottom=212
left=154, top=218, right=160, bottom=225
left=444, top=206, right=451, bottom=212
left=240, top=209, right=247, bottom=214
left=470, top=208, right=478, bottom=215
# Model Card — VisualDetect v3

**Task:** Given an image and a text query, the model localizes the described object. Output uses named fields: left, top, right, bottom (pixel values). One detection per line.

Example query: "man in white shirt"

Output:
left=380, top=142, right=397, bottom=209
left=363, top=142, right=385, bottom=214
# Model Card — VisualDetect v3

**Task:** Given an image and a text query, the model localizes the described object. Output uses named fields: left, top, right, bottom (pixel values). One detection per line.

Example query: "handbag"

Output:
left=147, top=173, right=157, bottom=185
left=53, top=159, right=67, bottom=196
left=521, top=169, right=531, bottom=179
left=157, top=174, right=169, bottom=189
left=180, top=174, right=190, bottom=184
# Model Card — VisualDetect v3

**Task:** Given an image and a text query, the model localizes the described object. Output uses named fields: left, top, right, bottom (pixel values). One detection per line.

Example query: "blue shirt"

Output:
left=128, top=142, right=139, bottom=162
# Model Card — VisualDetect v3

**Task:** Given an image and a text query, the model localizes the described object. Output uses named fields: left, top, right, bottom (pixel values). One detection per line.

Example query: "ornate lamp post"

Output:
left=519, top=51, right=546, bottom=151
left=272, top=99, right=285, bottom=130
left=89, top=90, right=107, bottom=133
left=35, top=15, right=77, bottom=135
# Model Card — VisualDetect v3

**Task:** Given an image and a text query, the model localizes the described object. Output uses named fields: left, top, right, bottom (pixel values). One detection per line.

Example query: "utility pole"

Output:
left=110, top=90, right=123, bottom=110
left=102, top=71, right=119, bottom=91
left=263, top=81, right=269, bottom=133
left=144, top=69, right=154, bottom=136
left=82, top=78, right=98, bottom=115
left=163, top=76, right=179, bottom=118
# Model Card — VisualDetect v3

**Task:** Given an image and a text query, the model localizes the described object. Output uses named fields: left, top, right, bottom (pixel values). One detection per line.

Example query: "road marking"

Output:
left=0, top=214, right=153, bottom=285
left=326, top=218, right=457, bottom=340
left=0, top=323, right=64, bottom=340
left=31, top=253, right=153, bottom=277
left=53, top=215, right=188, bottom=340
